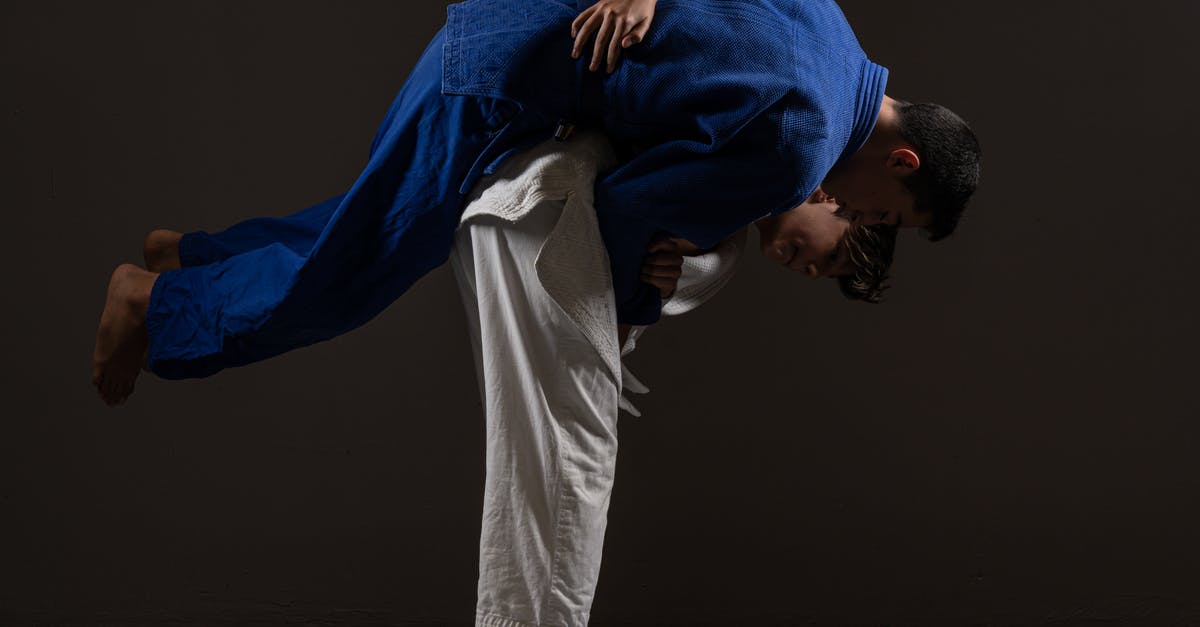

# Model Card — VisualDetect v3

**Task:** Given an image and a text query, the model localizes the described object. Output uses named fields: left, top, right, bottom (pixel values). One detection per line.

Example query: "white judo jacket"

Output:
left=456, top=131, right=745, bottom=414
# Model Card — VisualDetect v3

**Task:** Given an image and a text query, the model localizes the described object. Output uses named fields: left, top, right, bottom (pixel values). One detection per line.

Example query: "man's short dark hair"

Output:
left=837, top=224, right=897, bottom=304
left=895, top=102, right=981, bottom=241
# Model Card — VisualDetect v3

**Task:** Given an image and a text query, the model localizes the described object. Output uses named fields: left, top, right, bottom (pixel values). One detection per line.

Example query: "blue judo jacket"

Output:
left=443, top=0, right=888, bottom=323
left=146, top=0, right=887, bottom=379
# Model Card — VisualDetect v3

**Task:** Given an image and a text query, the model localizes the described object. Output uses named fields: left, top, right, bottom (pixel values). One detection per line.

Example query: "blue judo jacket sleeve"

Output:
left=595, top=99, right=813, bottom=325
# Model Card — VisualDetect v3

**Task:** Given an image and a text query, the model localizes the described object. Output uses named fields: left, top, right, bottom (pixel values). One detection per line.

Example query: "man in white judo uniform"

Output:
left=135, top=128, right=891, bottom=626
left=449, top=131, right=894, bottom=627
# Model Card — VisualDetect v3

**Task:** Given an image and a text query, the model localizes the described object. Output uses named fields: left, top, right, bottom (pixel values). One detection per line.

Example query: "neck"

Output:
left=863, top=95, right=899, bottom=154
left=823, top=95, right=898, bottom=189
left=876, top=95, right=899, bottom=130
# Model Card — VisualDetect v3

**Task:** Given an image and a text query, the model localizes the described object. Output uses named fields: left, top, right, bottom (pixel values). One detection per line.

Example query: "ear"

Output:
left=887, top=148, right=920, bottom=173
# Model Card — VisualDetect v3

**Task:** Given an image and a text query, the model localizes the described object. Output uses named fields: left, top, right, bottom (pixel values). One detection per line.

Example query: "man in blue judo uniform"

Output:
left=92, top=0, right=980, bottom=405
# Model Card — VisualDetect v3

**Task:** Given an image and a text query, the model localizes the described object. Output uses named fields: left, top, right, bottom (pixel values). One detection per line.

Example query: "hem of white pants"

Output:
left=476, top=610, right=561, bottom=627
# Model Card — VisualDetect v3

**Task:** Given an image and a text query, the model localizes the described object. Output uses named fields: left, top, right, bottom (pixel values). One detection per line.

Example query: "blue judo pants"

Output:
left=145, top=28, right=524, bottom=379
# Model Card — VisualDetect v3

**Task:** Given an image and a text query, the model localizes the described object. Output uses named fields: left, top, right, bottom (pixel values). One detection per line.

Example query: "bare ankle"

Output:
left=113, top=264, right=156, bottom=316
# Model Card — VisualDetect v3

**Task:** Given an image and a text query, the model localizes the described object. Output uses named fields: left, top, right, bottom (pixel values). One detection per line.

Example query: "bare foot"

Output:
left=92, top=264, right=157, bottom=406
left=143, top=229, right=183, bottom=273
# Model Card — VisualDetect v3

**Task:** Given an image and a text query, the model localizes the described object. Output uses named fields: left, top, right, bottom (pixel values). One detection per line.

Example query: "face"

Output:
left=822, top=149, right=926, bottom=228
left=754, top=199, right=854, bottom=279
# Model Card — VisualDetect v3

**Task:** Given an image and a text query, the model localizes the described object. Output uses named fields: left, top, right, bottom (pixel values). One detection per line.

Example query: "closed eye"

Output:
left=827, top=243, right=846, bottom=275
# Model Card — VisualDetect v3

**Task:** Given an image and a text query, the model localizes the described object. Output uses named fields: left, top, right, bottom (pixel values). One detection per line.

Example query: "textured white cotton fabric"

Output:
left=450, top=132, right=741, bottom=627
left=621, top=229, right=746, bottom=361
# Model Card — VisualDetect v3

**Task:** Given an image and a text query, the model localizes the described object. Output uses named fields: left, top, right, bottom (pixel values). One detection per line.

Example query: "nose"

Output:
left=804, top=263, right=820, bottom=279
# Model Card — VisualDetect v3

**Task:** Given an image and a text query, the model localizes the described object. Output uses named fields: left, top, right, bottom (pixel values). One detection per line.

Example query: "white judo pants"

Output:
left=449, top=198, right=621, bottom=627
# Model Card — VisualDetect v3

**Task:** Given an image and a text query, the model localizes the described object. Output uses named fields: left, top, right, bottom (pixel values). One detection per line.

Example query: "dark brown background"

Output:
left=3, top=1, right=1199, bottom=625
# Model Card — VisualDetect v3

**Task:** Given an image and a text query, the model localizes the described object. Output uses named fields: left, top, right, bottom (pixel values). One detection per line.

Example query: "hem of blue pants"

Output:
left=143, top=268, right=169, bottom=371
left=143, top=265, right=237, bottom=380
left=176, top=230, right=208, bottom=267
left=477, top=611, right=573, bottom=627
left=145, top=231, right=207, bottom=377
